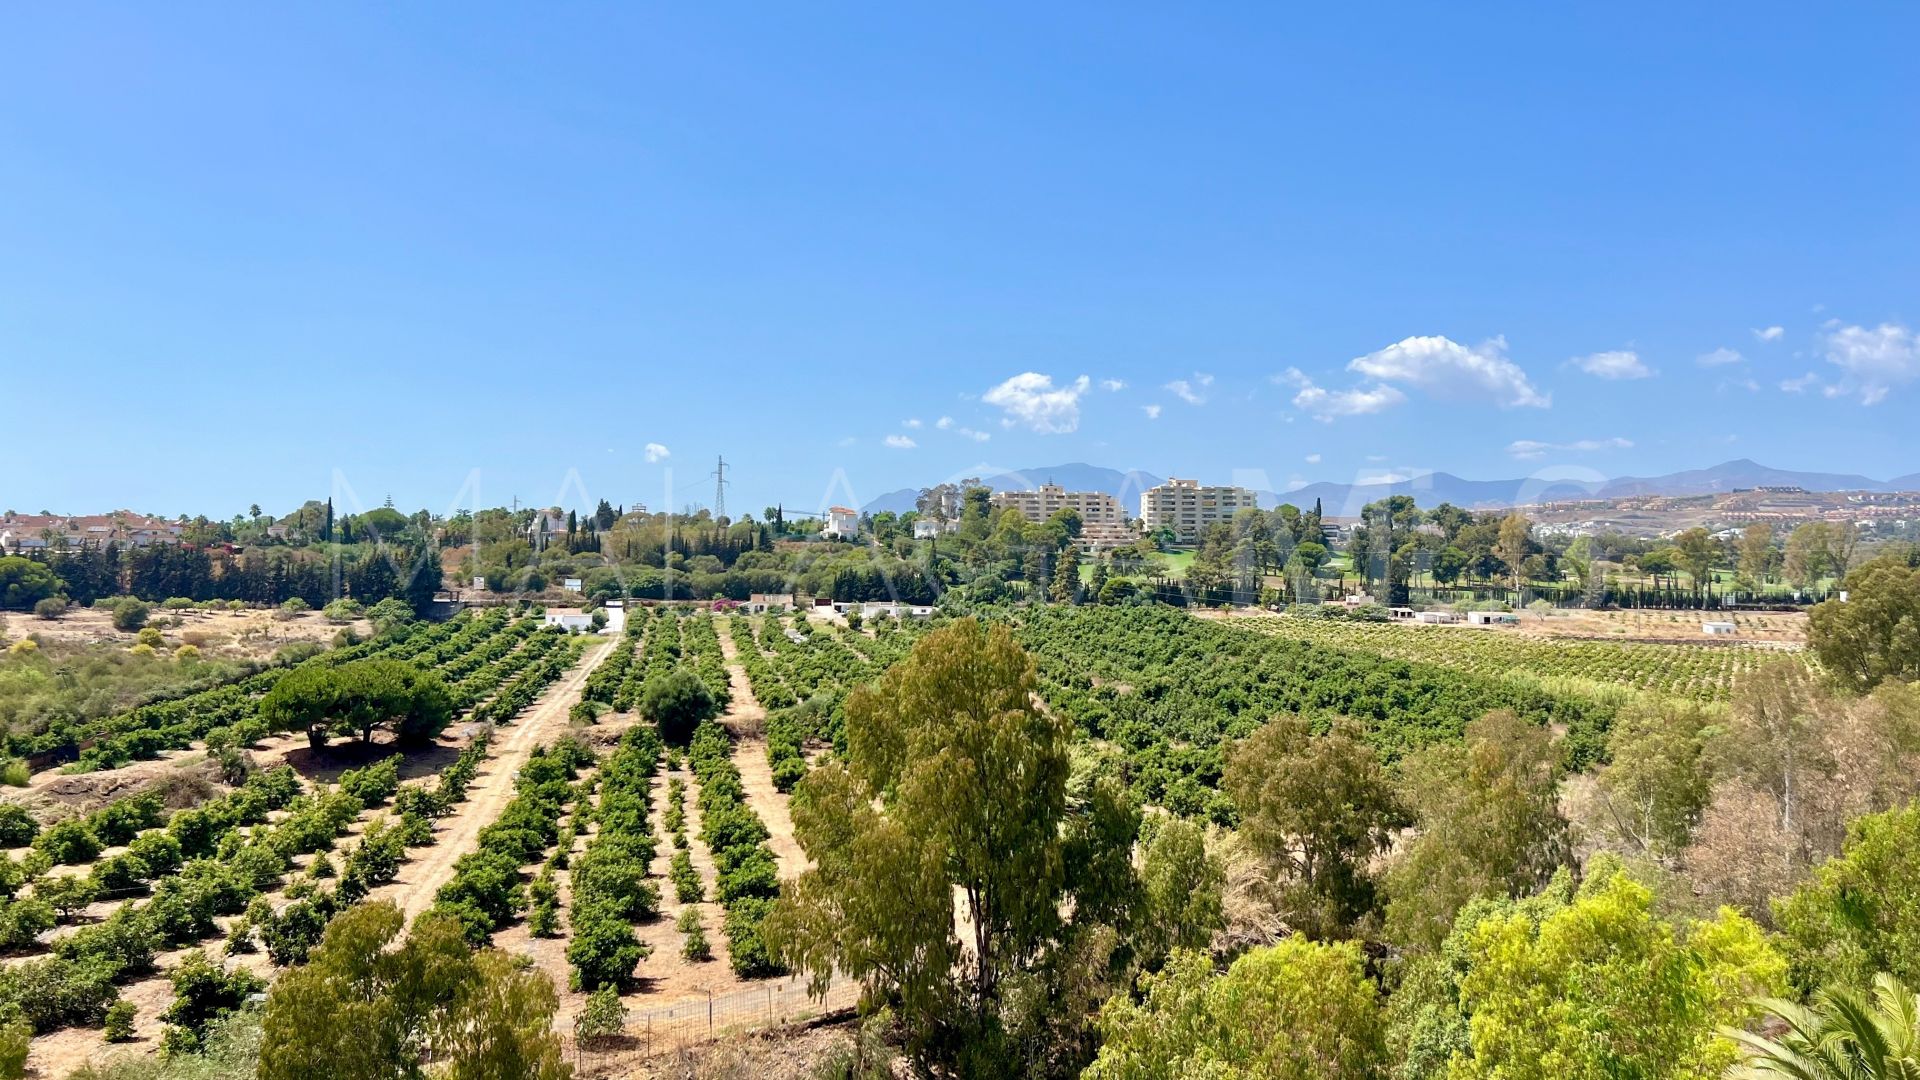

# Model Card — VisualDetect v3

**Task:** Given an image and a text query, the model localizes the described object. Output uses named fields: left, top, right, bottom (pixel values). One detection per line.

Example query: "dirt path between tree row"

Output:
left=712, top=621, right=804, bottom=879
left=24, top=637, right=615, bottom=1079
left=377, top=637, right=615, bottom=922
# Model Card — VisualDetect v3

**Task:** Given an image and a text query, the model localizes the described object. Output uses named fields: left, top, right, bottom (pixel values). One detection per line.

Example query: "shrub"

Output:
left=0, top=808, right=33, bottom=847
left=0, top=954, right=118, bottom=1032
left=126, top=832, right=183, bottom=877
left=34, top=818, right=101, bottom=866
left=671, top=850, right=703, bottom=903
left=722, top=896, right=781, bottom=977
left=93, top=795, right=163, bottom=847
left=678, top=907, right=710, bottom=961
left=0, top=897, right=55, bottom=950
left=640, top=669, right=718, bottom=744
left=103, top=999, right=136, bottom=1042
left=32, top=597, right=67, bottom=621
left=566, top=907, right=646, bottom=992
left=159, top=949, right=264, bottom=1056
left=322, top=599, right=363, bottom=624
left=0, top=1014, right=27, bottom=1077
left=38, top=874, right=99, bottom=921
left=575, top=984, right=626, bottom=1043
left=110, top=599, right=151, bottom=633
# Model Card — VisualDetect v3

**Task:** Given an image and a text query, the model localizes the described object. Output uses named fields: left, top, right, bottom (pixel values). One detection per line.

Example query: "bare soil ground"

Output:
left=13, top=606, right=367, bottom=659
left=11, top=721, right=461, bottom=827
left=579, top=1014, right=866, bottom=1080
left=713, top=622, right=804, bottom=880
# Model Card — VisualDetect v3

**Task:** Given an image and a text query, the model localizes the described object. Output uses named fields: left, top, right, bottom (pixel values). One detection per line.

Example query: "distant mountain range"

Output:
left=861, top=459, right=1920, bottom=517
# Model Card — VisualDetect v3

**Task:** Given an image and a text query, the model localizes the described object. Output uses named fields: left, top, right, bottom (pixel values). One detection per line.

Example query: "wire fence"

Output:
left=564, top=975, right=860, bottom=1073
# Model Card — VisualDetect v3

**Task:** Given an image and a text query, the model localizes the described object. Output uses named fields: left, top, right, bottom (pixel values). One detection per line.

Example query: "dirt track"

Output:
left=378, top=637, right=615, bottom=921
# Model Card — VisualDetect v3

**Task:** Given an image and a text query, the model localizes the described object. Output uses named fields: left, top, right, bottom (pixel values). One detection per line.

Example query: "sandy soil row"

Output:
left=376, top=637, right=614, bottom=922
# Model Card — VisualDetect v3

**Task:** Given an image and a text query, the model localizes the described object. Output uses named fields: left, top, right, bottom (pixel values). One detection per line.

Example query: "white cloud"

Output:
left=1358, top=471, right=1414, bottom=485
left=1572, top=349, right=1654, bottom=380
left=959, top=427, right=990, bottom=442
left=1696, top=347, right=1743, bottom=367
left=935, top=416, right=953, bottom=429
left=836, top=436, right=857, bottom=448
left=1779, top=372, right=1822, bottom=394
left=983, top=372, right=1091, bottom=434
left=1163, top=372, right=1214, bottom=405
left=643, top=443, right=670, bottom=463
left=1291, top=381, right=1406, bottom=422
left=1099, top=378, right=1127, bottom=392
left=902, top=418, right=922, bottom=429
left=1141, top=404, right=1162, bottom=420
left=1273, top=366, right=1405, bottom=422
left=1304, top=453, right=1322, bottom=465
left=1821, top=322, right=1920, bottom=404
left=883, top=434, right=917, bottom=449
left=1753, top=326, right=1785, bottom=342
left=1348, top=335, right=1550, bottom=406
left=1506, top=437, right=1633, bottom=460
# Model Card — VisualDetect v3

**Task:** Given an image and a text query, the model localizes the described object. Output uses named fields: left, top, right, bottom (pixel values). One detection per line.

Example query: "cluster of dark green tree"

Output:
left=19, top=540, right=442, bottom=613
left=258, top=658, right=454, bottom=750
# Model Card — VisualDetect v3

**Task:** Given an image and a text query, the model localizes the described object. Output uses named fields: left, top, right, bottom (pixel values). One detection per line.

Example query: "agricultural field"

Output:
left=1505, top=605, right=1808, bottom=644
left=417, top=606, right=847, bottom=1070
left=1, top=609, right=603, bottom=1076
left=727, top=610, right=929, bottom=790
left=1229, top=609, right=1800, bottom=704
left=7, top=607, right=565, bottom=773
left=1012, top=605, right=1617, bottom=822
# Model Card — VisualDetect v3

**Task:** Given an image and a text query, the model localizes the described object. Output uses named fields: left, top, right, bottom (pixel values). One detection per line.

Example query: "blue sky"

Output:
left=4, top=4, right=1917, bottom=519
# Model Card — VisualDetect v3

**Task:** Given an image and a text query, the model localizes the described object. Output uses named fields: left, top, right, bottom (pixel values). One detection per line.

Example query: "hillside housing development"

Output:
left=0, top=511, right=185, bottom=552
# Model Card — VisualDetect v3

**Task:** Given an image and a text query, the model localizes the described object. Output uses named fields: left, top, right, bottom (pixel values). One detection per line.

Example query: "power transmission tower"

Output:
left=711, top=455, right=729, bottom=522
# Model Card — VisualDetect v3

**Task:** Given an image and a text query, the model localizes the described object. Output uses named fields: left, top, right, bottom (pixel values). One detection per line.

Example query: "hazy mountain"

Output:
left=1266, top=458, right=1906, bottom=516
left=1594, top=459, right=1885, bottom=498
left=867, top=459, right=1914, bottom=518
left=1266, top=473, right=1606, bottom=517
left=979, top=463, right=1165, bottom=503
left=861, top=463, right=1164, bottom=515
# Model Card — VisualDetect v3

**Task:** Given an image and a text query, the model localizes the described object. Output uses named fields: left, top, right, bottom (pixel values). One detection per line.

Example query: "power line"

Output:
left=711, top=455, right=729, bottom=523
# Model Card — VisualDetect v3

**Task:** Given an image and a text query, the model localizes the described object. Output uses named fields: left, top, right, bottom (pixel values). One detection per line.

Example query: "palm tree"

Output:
left=1725, top=973, right=1920, bottom=1079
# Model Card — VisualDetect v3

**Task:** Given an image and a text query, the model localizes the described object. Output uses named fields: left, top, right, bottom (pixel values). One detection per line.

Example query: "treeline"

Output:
left=24, top=542, right=441, bottom=611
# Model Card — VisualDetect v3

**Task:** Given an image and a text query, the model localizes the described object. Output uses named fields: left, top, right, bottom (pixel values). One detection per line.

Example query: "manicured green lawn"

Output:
left=1079, top=546, right=1196, bottom=581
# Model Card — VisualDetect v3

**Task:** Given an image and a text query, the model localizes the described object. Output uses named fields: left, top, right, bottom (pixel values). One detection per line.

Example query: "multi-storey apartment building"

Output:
left=1139, top=478, right=1257, bottom=542
left=990, top=483, right=1124, bottom=527
left=989, top=483, right=1135, bottom=550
